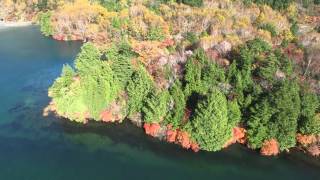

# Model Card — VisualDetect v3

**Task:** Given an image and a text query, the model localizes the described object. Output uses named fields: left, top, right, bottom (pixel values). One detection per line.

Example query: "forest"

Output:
left=2, top=0, right=319, bottom=156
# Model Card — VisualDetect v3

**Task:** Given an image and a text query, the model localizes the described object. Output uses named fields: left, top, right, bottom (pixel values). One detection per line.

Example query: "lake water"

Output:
left=0, top=26, right=319, bottom=180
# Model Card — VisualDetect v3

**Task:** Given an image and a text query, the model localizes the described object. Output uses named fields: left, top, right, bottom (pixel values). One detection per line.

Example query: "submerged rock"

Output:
left=129, top=113, right=143, bottom=127
left=42, top=101, right=56, bottom=117
left=307, top=144, right=320, bottom=157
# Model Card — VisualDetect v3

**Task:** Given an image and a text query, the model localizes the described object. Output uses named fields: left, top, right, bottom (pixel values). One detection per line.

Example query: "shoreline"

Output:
left=0, top=21, right=33, bottom=28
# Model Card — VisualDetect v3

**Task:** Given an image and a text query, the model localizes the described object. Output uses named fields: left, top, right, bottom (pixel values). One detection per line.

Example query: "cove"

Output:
left=0, top=26, right=319, bottom=180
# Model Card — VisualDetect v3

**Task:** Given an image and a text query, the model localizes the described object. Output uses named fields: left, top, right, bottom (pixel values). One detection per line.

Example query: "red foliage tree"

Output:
left=233, top=127, right=247, bottom=144
left=260, top=139, right=280, bottom=156
left=144, top=123, right=161, bottom=137
left=177, top=131, right=192, bottom=149
left=190, top=142, right=200, bottom=152
left=160, top=38, right=175, bottom=48
left=166, top=125, right=178, bottom=143
left=296, top=133, right=317, bottom=146
left=100, top=110, right=113, bottom=122
left=223, top=127, right=247, bottom=148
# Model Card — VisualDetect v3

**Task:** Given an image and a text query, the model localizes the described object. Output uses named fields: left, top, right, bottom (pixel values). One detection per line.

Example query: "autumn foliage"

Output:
left=144, top=123, right=162, bottom=137
left=166, top=125, right=178, bottom=143
left=260, top=139, right=280, bottom=156
left=144, top=124, right=200, bottom=152
left=41, top=0, right=320, bottom=157
left=296, top=133, right=317, bottom=146
left=224, top=127, right=247, bottom=148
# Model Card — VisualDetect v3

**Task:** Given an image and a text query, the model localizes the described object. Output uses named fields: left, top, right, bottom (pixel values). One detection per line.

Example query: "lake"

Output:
left=0, top=26, right=319, bottom=180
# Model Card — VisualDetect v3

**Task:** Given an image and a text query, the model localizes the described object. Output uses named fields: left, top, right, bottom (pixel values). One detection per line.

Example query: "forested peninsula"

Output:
left=2, top=0, right=320, bottom=156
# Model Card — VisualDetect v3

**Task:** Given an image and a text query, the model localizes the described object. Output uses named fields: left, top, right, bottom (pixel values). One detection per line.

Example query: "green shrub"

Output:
left=185, top=32, right=199, bottom=45
left=53, top=82, right=88, bottom=122
left=245, top=0, right=294, bottom=10
left=315, top=25, right=320, bottom=33
left=147, top=27, right=165, bottom=41
left=49, top=65, right=88, bottom=122
left=180, top=0, right=203, bottom=7
left=38, top=11, right=53, bottom=36
left=258, top=23, right=277, bottom=37
left=302, top=0, right=313, bottom=8
left=98, top=0, right=123, bottom=11
left=111, top=17, right=126, bottom=30
left=290, top=21, right=299, bottom=36
left=49, top=64, right=75, bottom=98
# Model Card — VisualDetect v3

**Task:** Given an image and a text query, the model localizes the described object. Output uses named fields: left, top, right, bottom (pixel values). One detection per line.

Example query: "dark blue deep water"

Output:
left=0, top=26, right=319, bottom=180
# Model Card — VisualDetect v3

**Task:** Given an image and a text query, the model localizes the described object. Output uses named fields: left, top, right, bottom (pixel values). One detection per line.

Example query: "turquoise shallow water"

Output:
left=0, top=26, right=319, bottom=180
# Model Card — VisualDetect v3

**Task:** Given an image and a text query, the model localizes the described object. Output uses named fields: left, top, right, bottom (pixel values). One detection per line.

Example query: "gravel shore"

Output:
left=0, top=21, right=33, bottom=28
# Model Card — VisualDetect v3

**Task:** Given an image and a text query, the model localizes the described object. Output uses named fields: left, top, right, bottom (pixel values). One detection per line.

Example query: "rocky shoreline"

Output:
left=0, top=21, right=33, bottom=28
left=44, top=101, right=320, bottom=157
left=37, top=0, right=320, bottom=159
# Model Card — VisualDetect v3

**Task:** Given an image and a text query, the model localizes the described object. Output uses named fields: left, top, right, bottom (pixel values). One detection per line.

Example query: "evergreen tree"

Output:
left=184, top=49, right=207, bottom=96
left=106, top=41, right=135, bottom=89
left=228, top=100, right=242, bottom=127
left=80, top=63, right=117, bottom=120
left=75, top=43, right=119, bottom=119
left=247, top=80, right=301, bottom=150
left=127, top=65, right=154, bottom=116
left=142, top=90, right=170, bottom=123
left=299, top=90, right=320, bottom=135
left=49, top=64, right=75, bottom=98
left=184, top=48, right=225, bottom=96
left=75, top=43, right=102, bottom=77
left=190, top=88, right=232, bottom=151
left=166, top=81, right=187, bottom=129
left=38, top=11, right=53, bottom=36
left=247, top=99, right=275, bottom=149
left=255, top=53, right=279, bottom=82
left=228, top=39, right=271, bottom=107
left=271, top=80, right=300, bottom=150
left=49, top=64, right=88, bottom=122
